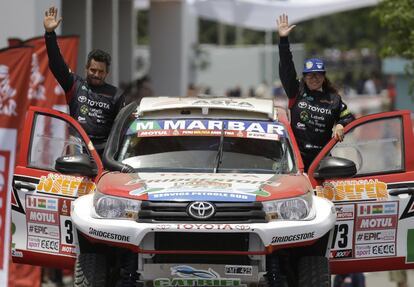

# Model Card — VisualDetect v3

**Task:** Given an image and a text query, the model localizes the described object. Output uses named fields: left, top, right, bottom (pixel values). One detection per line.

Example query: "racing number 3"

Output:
left=64, top=219, right=74, bottom=244
left=331, top=224, right=348, bottom=249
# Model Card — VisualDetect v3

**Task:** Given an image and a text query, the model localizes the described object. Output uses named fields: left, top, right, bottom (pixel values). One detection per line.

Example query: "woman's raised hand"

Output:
left=277, top=14, right=296, bottom=37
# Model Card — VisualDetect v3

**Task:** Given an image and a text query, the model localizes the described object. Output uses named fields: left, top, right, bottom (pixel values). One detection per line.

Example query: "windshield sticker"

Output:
left=316, top=179, right=388, bottom=201
left=127, top=119, right=286, bottom=139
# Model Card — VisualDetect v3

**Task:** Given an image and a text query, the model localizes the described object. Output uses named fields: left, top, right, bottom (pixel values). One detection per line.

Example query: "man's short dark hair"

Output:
left=87, top=49, right=111, bottom=69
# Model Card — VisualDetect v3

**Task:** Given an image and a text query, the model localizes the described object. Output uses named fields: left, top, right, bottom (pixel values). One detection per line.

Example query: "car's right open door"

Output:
left=307, top=110, right=414, bottom=274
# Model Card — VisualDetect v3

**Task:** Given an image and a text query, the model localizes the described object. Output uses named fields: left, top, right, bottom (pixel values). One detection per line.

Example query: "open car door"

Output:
left=11, top=106, right=103, bottom=268
left=308, top=110, right=414, bottom=274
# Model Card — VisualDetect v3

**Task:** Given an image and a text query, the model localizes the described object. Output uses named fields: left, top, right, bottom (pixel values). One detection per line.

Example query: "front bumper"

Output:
left=71, top=194, right=336, bottom=253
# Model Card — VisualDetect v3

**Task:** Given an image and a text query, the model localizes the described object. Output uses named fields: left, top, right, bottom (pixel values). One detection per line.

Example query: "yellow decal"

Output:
left=316, top=179, right=388, bottom=201
left=37, top=174, right=96, bottom=197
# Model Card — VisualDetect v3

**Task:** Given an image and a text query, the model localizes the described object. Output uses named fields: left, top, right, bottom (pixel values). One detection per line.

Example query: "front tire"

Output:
left=74, top=253, right=109, bottom=287
left=297, top=256, right=330, bottom=287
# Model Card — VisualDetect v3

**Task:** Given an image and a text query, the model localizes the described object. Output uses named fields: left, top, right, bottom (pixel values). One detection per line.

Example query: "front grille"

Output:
left=138, top=201, right=266, bottom=223
left=152, top=232, right=251, bottom=264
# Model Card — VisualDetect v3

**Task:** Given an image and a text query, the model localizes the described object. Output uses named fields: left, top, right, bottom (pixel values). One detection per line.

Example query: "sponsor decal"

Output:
left=60, top=244, right=76, bottom=255
left=176, top=224, right=249, bottom=231
left=85, top=98, right=110, bottom=109
left=27, top=210, right=58, bottom=224
left=36, top=174, right=95, bottom=197
left=271, top=232, right=315, bottom=244
left=11, top=249, right=23, bottom=258
left=355, top=230, right=395, bottom=244
left=297, top=102, right=332, bottom=115
left=78, top=95, right=87, bottom=103
left=128, top=119, right=286, bottom=138
left=149, top=191, right=256, bottom=202
left=400, top=194, right=414, bottom=220
left=192, top=99, right=253, bottom=108
left=26, top=195, right=58, bottom=211
left=335, top=204, right=355, bottom=220
left=80, top=105, right=88, bottom=115
left=407, top=229, right=414, bottom=263
left=356, top=215, right=397, bottom=230
left=330, top=249, right=353, bottom=259
left=128, top=174, right=275, bottom=202
left=330, top=222, right=354, bottom=259
left=224, top=266, right=252, bottom=276
left=299, top=111, right=309, bottom=122
left=316, top=179, right=388, bottom=201
left=59, top=199, right=71, bottom=216
left=355, top=243, right=395, bottom=258
left=27, top=236, right=60, bottom=253
left=358, top=202, right=398, bottom=216
left=127, top=173, right=265, bottom=185
left=155, top=224, right=250, bottom=231
left=296, top=122, right=306, bottom=129
left=0, top=65, right=17, bottom=116
left=88, top=227, right=130, bottom=243
left=154, top=265, right=246, bottom=287
left=27, top=223, right=59, bottom=239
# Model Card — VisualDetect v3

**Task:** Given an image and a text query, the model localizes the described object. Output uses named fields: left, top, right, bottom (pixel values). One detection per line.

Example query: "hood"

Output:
left=97, top=172, right=312, bottom=202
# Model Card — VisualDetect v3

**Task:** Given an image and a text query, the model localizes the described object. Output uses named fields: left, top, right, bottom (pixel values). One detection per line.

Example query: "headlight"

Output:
left=262, top=192, right=313, bottom=221
left=93, top=190, right=141, bottom=220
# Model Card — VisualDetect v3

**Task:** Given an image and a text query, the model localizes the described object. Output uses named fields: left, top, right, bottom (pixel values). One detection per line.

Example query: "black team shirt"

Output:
left=44, top=31, right=125, bottom=152
left=278, top=36, right=355, bottom=169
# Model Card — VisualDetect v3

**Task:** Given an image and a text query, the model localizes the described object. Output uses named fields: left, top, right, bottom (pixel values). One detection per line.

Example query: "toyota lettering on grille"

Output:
left=187, top=202, right=215, bottom=219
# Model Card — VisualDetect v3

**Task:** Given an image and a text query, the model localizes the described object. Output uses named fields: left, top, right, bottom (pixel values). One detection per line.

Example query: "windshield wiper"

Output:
left=213, top=123, right=225, bottom=173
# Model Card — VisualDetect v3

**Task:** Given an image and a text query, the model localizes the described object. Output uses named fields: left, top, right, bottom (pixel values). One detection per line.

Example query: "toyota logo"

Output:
left=187, top=202, right=215, bottom=219
left=298, top=101, right=307, bottom=109
left=78, top=95, right=87, bottom=103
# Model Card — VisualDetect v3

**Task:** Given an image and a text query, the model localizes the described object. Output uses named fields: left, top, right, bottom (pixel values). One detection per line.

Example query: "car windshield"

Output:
left=117, top=119, right=296, bottom=174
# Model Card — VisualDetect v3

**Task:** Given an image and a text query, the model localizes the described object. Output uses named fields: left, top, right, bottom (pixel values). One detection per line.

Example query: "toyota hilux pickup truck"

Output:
left=11, top=97, right=414, bottom=287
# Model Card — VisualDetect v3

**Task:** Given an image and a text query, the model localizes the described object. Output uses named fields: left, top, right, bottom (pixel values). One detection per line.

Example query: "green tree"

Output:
left=372, top=0, right=414, bottom=59
left=289, top=7, right=382, bottom=53
left=373, top=0, right=414, bottom=90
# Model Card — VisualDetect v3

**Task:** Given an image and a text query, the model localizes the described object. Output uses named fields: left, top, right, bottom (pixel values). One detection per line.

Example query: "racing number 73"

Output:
left=331, top=224, right=349, bottom=249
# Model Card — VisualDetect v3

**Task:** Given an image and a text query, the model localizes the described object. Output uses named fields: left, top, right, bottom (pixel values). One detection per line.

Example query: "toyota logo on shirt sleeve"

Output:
left=187, top=202, right=215, bottom=219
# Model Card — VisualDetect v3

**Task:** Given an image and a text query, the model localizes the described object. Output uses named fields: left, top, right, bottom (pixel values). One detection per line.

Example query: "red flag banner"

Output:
left=24, top=36, right=80, bottom=108
left=0, top=46, right=33, bottom=286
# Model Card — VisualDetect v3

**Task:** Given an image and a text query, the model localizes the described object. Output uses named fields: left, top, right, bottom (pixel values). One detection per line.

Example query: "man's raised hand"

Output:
left=44, top=6, right=62, bottom=33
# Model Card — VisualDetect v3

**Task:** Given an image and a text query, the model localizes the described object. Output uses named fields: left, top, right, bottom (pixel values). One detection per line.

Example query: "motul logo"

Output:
left=29, top=211, right=56, bottom=223
left=360, top=218, right=393, bottom=229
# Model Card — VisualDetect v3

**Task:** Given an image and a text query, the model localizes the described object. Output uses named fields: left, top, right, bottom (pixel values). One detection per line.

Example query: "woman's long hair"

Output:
left=299, top=75, right=340, bottom=96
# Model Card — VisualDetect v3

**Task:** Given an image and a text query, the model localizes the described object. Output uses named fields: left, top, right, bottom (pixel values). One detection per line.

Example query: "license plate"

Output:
left=224, top=265, right=253, bottom=276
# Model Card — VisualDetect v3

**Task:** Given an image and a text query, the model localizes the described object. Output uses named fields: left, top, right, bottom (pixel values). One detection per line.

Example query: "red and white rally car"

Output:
left=11, top=97, right=414, bottom=287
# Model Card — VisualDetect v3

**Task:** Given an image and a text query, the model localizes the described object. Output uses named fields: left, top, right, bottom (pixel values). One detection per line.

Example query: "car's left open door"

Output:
left=11, top=106, right=103, bottom=269
left=308, top=110, right=414, bottom=274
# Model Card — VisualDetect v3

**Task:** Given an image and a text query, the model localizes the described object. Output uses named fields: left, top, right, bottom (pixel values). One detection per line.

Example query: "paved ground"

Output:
left=42, top=270, right=414, bottom=286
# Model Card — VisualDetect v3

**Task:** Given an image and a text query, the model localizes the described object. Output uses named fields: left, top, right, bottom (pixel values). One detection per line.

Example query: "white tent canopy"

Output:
left=136, top=0, right=379, bottom=31
left=194, top=0, right=379, bottom=30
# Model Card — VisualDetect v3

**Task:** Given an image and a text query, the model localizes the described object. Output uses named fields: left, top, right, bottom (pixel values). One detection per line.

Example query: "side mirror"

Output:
left=55, top=154, right=98, bottom=177
left=313, top=156, right=357, bottom=180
